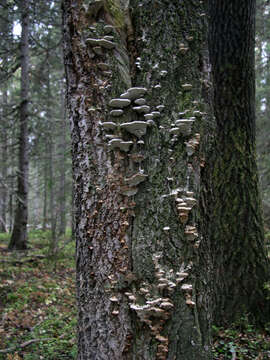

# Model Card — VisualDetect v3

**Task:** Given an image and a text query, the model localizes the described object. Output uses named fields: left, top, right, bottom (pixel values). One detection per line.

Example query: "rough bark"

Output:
left=205, top=0, right=270, bottom=324
left=63, top=0, right=212, bottom=359
left=9, top=0, right=30, bottom=250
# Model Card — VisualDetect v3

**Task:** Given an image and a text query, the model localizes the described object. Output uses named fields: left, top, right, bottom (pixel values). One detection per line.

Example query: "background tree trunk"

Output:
left=63, top=0, right=212, bottom=359
left=9, top=0, right=30, bottom=250
left=58, top=84, right=67, bottom=236
left=205, top=0, right=270, bottom=325
left=0, top=87, right=8, bottom=233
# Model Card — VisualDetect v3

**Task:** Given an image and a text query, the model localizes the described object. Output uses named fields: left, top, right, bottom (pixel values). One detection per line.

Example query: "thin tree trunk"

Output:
left=42, top=157, right=48, bottom=231
left=45, top=54, right=57, bottom=254
left=63, top=0, right=212, bottom=359
left=58, top=84, right=67, bottom=236
left=9, top=0, right=30, bottom=250
left=0, top=87, right=8, bottom=233
left=206, top=0, right=270, bottom=325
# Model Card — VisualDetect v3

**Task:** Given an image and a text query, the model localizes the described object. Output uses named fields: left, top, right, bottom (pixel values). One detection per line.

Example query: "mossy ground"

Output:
left=0, top=230, right=77, bottom=359
left=0, top=229, right=269, bottom=359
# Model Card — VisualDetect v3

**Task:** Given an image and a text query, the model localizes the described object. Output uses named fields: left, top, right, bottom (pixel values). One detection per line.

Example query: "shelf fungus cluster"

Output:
left=125, top=254, right=193, bottom=359
left=174, top=190, right=196, bottom=225
left=185, top=133, right=200, bottom=157
left=86, top=33, right=115, bottom=57
left=98, top=87, right=156, bottom=196
left=86, top=23, right=116, bottom=76
left=181, top=283, right=195, bottom=308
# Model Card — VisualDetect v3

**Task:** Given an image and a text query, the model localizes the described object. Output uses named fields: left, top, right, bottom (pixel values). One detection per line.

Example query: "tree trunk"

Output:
left=58, top=84, right=67, bottom=236
left=9, top=0, right=30, bottom=250
left=0, top=87, right=8, bottom=233
left=63, top=0, right=212, bottom=359
left=205, top=0, right=270, bottom=325
left=42, top=157, right=48, bottom=231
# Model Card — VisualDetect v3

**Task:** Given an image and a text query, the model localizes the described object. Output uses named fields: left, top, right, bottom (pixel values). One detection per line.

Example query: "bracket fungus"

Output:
left=109, top=296, right=119, bottom=303
left=120, top=186, right=138, bottom=197
left=120, top=121, right=148, bottom=137
left=108, top=139, right=133, bottom=152
left=169, top=127, right=180, bottom=135
left=110, top=109, right=124, bottom=117
left=181, top=83, right=193, bottom=91
left=99, top=121, right=117, bottom=131
left=120, top=87, right=147, bottom=100
left=86, top=37, right=115, bottom=49
left=185, top=137, right=200, bottom=156
left=93, top=46, right=103, bottom=55
left=175, top=119, right=195, bottom=136
left=181, top=283, right=193, bottom=293
left=151, top=111, right=161, bottom=118
left=156, top=105, right=165, bottom=111
left=184, top=197, right=197, bottom=207
left=104, top=25, right=114, bottom=34
left=133, top=105, right=151, bottom=114
left=184, top=226, right=198, bottom=241
left=134, top=98, right=146, bottom=105
left=124, top=172, right=148, bottom=187
left=144, top=113, right=154, bottom=120
left=97, top=62, right=110, bottom=71
left=104, top=35, right=114, bottom=41
left=109, top=98, right=131, bottom=108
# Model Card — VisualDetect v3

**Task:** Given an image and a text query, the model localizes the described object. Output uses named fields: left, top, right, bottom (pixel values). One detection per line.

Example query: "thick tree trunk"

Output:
left=63, top=0, right=212, bottom=359
left=9, top=0, right=30, bottom=250
left=205, top=0, right=270, bottom=324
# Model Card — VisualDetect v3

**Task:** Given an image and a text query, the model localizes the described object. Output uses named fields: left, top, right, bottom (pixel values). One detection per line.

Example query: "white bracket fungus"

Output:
left=120, top=87, right=147, bottom=100
left=133, top=105, right=151, bottom=114
left=104, top=25, right=114, bottom=34
left=144, top=113, right=154, bottom=120
left=120, top=121, right=148, bottom=137
left=184, top=226, right=198, bottom=241
left=156, top=105, right=165, bottom=111
left=181, top=284, right=193, bottom=293
left=104, top=35, right=114, bottom=41
left=110, top=109, right=124, bottom=117
left=181, top=83, right=193, bottom=90
left=86, top=37, right=115, bottom=49
left=175, top=119, right=195, bottom=136
left=108, top=139, right=133, bottom=152
left=99, top=121, right=117, bottom=130
left=134, top=98, right=146, bottom=105
left=109, top=98, right=131, bottom=108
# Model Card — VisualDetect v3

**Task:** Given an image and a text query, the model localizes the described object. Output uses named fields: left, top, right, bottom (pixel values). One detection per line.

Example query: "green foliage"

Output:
left=212, top=318, right=270, bottom=359
left=0, top=230, right=77, bottom=359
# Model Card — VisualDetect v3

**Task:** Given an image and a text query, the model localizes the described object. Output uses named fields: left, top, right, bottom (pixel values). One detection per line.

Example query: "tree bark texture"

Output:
left=9, top=0, right=30, bottom=250
left=0, top=87, right=8, bottom=233
left=205, top=0, right=270, bottom=324
left=63, top=0, right=212, bottom=359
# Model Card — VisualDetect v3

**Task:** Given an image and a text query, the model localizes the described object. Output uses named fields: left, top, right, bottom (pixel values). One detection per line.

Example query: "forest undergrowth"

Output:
left=0, top=230, right=269, bottom=360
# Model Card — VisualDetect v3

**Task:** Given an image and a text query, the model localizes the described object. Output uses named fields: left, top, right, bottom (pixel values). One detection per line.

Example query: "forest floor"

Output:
left=0, top=230, right=269, bottom=360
